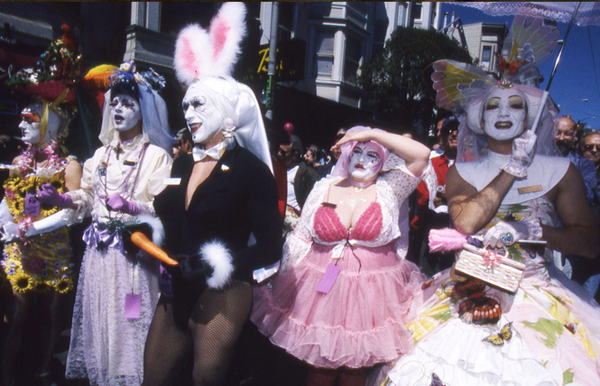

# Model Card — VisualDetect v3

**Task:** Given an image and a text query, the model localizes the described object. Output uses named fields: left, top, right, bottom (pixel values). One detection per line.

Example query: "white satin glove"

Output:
left=26, top=210, right=70, bottom=237
left=483, top=218, right=543, bottom=249
left=501, top=130, right=537, bottom=178
left=1, top=221, right=20, bottom=243
left=0, top=199, right=13, bottom=229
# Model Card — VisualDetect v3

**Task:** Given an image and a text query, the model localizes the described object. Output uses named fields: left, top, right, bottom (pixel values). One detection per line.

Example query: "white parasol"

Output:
left=452, top=2, right=600, bottom=91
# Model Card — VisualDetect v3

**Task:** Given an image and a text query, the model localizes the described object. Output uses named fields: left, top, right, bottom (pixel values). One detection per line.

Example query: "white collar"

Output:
left=192, top=140, right=234, bottom=162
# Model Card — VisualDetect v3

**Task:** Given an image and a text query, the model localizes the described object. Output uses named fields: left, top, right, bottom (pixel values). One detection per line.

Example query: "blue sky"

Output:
left=442, top=3, right=600, bottom=128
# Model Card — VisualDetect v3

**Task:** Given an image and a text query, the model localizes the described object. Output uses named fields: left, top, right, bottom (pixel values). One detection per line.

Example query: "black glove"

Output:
left=122, top=223, right=153, bottom=256
left=163, top=254, right=215, bottom=302
left=176, top=253, right=215, bottom=283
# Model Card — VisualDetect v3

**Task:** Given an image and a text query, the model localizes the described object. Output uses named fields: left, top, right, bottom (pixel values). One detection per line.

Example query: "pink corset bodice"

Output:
left=313, top=201, right=383, bottom=243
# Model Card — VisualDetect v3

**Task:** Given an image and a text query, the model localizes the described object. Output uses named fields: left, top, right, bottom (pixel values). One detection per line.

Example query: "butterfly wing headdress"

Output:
left=431, top=60, right=496, bottom=115
left=430, top=16, right=561, bottom=161
left=500, top=15, right=560, bottom=79
left=431, top=15, right=559, bottom=115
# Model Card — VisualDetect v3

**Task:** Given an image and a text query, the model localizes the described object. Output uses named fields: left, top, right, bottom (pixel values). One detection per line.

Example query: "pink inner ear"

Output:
left=181, top=35, right=199, bottom=75
left=211, top=17, right=231, bottom=62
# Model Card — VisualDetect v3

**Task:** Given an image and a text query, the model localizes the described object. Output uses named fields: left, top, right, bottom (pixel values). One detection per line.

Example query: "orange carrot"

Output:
left=130, top=231, right=179, bottom=266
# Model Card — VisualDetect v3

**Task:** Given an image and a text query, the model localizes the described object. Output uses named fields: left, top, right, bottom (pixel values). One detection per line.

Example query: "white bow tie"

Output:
left=192, top=146, right=221, bottom=162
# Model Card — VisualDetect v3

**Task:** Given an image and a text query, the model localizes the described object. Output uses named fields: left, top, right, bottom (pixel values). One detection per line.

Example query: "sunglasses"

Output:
left=582, top=144, right=600, bottom=152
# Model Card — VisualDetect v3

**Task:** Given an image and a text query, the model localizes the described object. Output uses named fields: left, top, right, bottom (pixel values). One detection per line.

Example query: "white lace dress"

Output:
left=65, top=134, right=172, bottom=386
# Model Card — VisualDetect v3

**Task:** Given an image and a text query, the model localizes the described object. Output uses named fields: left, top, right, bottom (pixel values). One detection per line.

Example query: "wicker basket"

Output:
left=455, top=243, right=526, bottom=293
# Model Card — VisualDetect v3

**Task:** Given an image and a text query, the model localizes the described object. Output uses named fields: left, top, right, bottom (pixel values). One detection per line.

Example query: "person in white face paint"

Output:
left=0, top=100, right=81, bottom=386
left=252, top=126, right=433, bottom=386
left=29, top=61, right=174, bottom=386
left=141, top=4, right=281, bottom=386
left=383, top=47, right=600, bottom=385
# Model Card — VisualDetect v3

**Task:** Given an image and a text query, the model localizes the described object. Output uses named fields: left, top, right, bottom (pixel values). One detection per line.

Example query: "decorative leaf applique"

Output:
left=521, top=318, right=564, bottom=348
left=432, top=309, right=453, bottom=322
left=508, top=245, right=524, bottom=262
left=506, top=204, right=528, bottom=213
left=562, top=368, right=574, bottom=385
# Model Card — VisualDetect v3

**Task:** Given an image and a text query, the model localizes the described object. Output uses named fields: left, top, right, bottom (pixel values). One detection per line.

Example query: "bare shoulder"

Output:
left=547, top=162, right=582, bottom=202
left=551, top=162, right=595, bottom=226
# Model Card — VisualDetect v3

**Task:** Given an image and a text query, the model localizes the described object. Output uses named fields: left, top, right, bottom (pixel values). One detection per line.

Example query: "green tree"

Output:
left=359, top=27, right=473, bottom=136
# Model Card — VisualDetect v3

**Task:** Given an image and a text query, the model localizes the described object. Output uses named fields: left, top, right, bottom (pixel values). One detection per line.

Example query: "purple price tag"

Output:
left=316, top=265, right=340, bottom=294
left=24, top=193, right=40, bottom=217
left=124, top=294, right=141, bottom=319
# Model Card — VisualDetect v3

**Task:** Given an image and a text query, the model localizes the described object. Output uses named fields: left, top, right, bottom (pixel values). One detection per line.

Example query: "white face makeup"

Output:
left=182, top=86, right=223, bottom=145
left=19, top=103, right=60, bottom=144
left=110, top=94, right=142, bottom=133
left=348, top=143, right=382, bottom=183
left=482, top=87, right=527, bottom=141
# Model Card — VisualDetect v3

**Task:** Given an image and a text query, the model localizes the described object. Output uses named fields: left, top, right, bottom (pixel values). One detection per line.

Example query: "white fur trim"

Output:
left=174, top=24, right=209, bottom=85
left=199, top=240, right=234, bottom=289
left=136, top=214, right=165, bottom=248
left=209, top=3, right=246, bottom=78
left=174, top=3, right=246, bottom=86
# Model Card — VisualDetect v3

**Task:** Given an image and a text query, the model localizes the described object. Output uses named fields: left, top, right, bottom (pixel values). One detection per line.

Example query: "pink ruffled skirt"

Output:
left=251, top=243, right=426, bottom=369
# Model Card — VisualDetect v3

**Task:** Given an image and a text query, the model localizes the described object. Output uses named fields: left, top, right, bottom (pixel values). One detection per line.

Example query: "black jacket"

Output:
left=154, top=144, right=283, bottom=284
left=293, top=161, right=320, bottom=210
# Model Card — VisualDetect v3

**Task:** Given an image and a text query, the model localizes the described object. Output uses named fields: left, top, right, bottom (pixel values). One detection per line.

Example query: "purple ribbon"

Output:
left=158, top=265, right=174, bottom=299
left=82, top=222, right=125, bottom=253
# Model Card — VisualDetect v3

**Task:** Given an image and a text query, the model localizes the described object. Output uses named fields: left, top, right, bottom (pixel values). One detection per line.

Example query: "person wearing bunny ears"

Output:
left=141, top=4, right=282, bottom=386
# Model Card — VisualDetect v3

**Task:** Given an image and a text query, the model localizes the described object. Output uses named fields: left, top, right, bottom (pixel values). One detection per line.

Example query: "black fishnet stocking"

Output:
left=143, top=281, right=252, bottom=386
left=142, top=296, right=192, bottom=386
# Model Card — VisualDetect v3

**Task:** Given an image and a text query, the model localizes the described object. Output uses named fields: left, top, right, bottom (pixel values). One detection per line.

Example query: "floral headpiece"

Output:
left=109, top=60, right=166, bottom=97
left=98, top=61, right=173, bottom=154
left=6, top=24, right=81, bottom=145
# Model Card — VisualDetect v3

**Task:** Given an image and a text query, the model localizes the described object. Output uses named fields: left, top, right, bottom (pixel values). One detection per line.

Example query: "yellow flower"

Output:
left=10, top=272, right=34, bottom=293
left=54, top=277, right=73, bottom=294
left=4, top=174, right=63, bottom=220
left=34, top=281, right=52, bottom=294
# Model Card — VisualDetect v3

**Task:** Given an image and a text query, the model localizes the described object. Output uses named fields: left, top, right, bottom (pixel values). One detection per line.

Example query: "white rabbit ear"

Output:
left=174, top=24, right=210, bottom=86
left=208, top=2, right=247, bottom=77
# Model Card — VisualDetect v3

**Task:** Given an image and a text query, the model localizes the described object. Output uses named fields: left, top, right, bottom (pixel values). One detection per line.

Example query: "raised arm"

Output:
left=334, top=130, right=430, bottom=176
left=543, top=163, right=600, bottom=259
left=446, top=165, right=516, bottom=235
